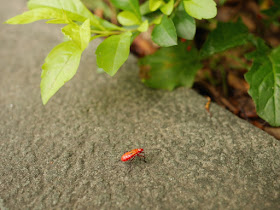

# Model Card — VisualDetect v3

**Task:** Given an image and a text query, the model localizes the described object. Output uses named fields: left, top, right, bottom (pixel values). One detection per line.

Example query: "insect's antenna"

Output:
left=144, top=148, right=162, bottom=152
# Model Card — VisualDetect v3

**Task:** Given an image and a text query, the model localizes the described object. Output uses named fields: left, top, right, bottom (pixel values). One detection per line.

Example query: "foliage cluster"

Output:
left=5, top=0, right=280, bottom=126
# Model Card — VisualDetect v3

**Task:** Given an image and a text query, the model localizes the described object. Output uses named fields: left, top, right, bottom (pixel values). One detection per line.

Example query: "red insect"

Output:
left=121, top=148, right=146, bottom=162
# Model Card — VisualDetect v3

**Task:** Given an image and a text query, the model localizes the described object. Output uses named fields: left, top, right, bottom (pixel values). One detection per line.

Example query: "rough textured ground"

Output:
left=1, top=1, right=280, bottom=209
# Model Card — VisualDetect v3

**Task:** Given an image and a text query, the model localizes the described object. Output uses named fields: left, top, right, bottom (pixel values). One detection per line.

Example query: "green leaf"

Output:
left=62, top=19, right=91, bottom=50
left=160, top=0, right=174, bottom=15
left=245, top=46, right=280, bottom=126
left=140, top=1, right=151, bottom=15
left=41, top=41, right=82, bottom=104
left=149, top=0, right=164, bottom=11
left=79, top=19, right=91, bottom=50
left=117, top=11, right=141, bottom=26
left=183, top=0, right=217, bottom=20
left=244, top=38, right=271, bottom=89
left=172, top=2, right=196, bottom=40
left=27, top=0, right=104, bottom=30
left=5, top=8, right=68, bottom=24
left=45, top=12, right=73, bottom=24
left=95, top=16, right=125, bottom=31
left=6, top=0, right=121, bottom=30
left=245, top=37, right=270, bottom=61
left=96, top=32, right=132, bottom=76
left=151, top=15, right=163, bottom=25
left=137, top=20, right=149, bottom=32
left=152, top=15, right=177, bottom=47
left=200, top=20, right=249, bottom=58
left=110, top=0, right=141, bottom=20
left=139, top=41, right=202, bottom=90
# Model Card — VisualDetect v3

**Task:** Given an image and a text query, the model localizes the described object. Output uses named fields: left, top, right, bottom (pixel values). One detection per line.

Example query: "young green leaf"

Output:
left=172, top=2, right=196, bottom=40
left=95, top=16, right=125, bottom=31
left=5, top=8, right=68, bottom=24
left=62, top=19, right=91, bottom=50
left=200, top=20, right=249, bottom=58
left=151, top=15, right=163, bottom=25
left=149, top=0, right=164, bottom=11
left=117, top=11, right=141, bottom=26
left=79, top=19, right=91, bottom=50
left=40, top=41, right=82, bottom=105
left=152, top=15, right=177, bottom=47
left=139, top=42, right=202, bottom=90
left=110, top=0, right=142, bottom=20
left=160, top=0, right=174, bottom=15
left=137, top=20, right=149, bottom=32
left=183, top=0, right=217, bottom=20
left=95, top=32, right=132, bottom=76
left=27, top=0, right=104, bottom=30
left=245, top=46, right=280, bottom=126
left=45, top=12, right=73, bottom=24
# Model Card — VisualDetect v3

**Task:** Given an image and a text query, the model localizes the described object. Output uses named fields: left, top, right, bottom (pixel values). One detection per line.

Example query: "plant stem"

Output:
left=91, top=28, right=138, bottom=36
left=174, top=0, right=181, bottom=9
left=91, top=30, right=122, bottom=35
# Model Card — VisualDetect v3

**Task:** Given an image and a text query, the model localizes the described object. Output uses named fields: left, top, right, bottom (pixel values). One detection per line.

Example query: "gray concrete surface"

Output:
left=1, top=1, right=280, bottom=209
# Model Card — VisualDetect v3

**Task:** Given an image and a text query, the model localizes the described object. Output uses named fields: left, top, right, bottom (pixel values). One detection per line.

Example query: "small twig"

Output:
left=91, top=28, right=137, bottom=36
left=205, top=96, right=212, bottom=115
left=197, top=81, right=239, bottom=114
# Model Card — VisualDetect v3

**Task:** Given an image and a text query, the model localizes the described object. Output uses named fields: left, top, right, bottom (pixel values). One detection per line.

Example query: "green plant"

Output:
left=4, top=0, right=280, bottom=127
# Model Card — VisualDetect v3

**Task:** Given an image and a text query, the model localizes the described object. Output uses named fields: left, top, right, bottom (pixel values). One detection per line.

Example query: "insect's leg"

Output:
left=137, top=154, right=146, bottom=163
left=129, top=156, right=136, bottom=162
left=126, top=163, right=132, bottom=174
